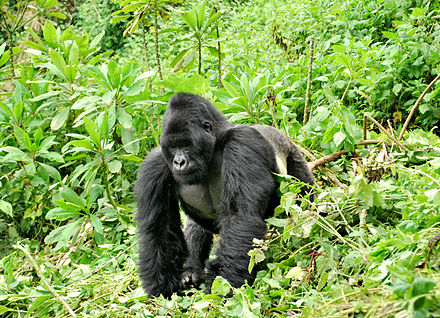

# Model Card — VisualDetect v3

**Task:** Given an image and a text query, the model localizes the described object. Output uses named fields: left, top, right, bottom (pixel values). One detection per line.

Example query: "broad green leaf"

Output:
left=34, top=127, right=43, bottom=146
left=322, top=125, right=338, bottom=144
left=39, top=136, right=57, bottom=151
left=69, top=140, right=95, bottom=151
left=334, top=131, right=346, bottom=147
left=108, top=160, right=122, bottom=173
left=13, top=126, right=32, bottom=151
left=84, top=117, right=101, bottom=146
left=170, top=48, right=190, bottom=69
left=49, top=49, right=67, bottom=78
left=121, top=127, right=139, bottom=155
left=1, top=146, right=30, bottom=162
left=90, top=214, right=103, bottom=234
left=39, top=163, right=61, bottom=181
left=0, top=305, right=11, bottom=315
left=38, top=151, right=64, bottom=162
left=65, top=65, right=78, bottom=83
left=0, top=42, right=6, bottom=57
left=0, top=200, right=13, bottom=217
left=286, top=266, right=305, bottom=280
left=210, top=277, right=231, bottom=296
left=382, top=31, right=397, bottom=39
left=205, top=10, right=222, bottom=29
left=197, top=2, right=206, bottom=30
left=0, top=101, right=13, bottom=117
left=61, top=188, right=86, bottom=209
left=46, top=208, right=80, bottom=221
left=108, top=60, right=121, bottom=89
left=393, top=83, right=403, bottom=95
left=47, top=12, right=67, bottom=19
left=334, top=54, right=351, bottom=70
left=28, top=296, right=52, bottom=313
left=332, top=44, right=346, bottom=53
left=0, top=44, right=9, bottom=67
left=44, top=219, right=82, bottom=244
left=42, top=21, right=57, bottom=42
left=266, top=217, right=288, bottom=227
left=117, top=107, right=132, bottom=129
left=182, top=12, right=197, bottom=30
left=41, top=0, right=58, bottom=9
left=51, top=108, right=70, bottom=130
left=69, top=42, right=79, bottom=65
left=412, top=7, right=426, bottom=17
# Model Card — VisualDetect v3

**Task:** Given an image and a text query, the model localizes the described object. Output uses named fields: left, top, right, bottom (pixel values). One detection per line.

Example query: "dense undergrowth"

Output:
left=1, top=0, right=440, bottom=316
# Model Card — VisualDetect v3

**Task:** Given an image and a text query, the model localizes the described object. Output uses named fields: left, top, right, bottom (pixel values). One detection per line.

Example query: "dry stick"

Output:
left=14, top=243, right=77, bottom=318
left=364, top=113, right=409, bottom=152
left=307, top=140, right=383, bottom=171
left=303, top=37, right=315, bottom=125
left=296, top=144, right=347, bottom=188
left=398, top=72, right=440, bottom=141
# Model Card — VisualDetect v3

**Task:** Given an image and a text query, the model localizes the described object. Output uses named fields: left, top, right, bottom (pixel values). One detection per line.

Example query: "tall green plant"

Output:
left=112, top=0, right=183, bottom=80
left=0, top=0, right=66, bottom=79
left=172, top=2, right=222, bottom=74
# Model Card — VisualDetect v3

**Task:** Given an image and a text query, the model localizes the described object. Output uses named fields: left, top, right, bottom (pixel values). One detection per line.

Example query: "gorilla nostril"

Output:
left=173, top=157, right=187, bottom=170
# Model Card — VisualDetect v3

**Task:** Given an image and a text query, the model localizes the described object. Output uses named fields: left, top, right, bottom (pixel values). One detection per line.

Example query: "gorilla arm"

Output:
left=135, top=148, right=188, bottom=298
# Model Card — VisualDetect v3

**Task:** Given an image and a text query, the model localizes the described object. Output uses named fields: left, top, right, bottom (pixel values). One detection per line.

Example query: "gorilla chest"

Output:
left=177, top=176, right=222, bottom=221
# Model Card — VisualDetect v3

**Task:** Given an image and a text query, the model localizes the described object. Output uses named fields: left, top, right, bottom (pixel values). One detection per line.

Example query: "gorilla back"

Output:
left=135, top=93, right=314, bottom=297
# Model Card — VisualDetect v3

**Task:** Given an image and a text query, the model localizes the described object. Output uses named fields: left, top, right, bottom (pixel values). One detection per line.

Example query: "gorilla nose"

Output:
left=173, top=156, right=188, bottom=171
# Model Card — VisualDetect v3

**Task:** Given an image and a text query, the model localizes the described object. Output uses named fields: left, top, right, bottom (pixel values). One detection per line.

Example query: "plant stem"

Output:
left=142, top=25, right=151, bottom=72
left=100, top=156, right=118, bottom=210
left=142, top=24, right=152, bottom=93
left=14, top=243, right=77, bottom=317
left=198, top=38, right=202, bottom=74
left=153, top=0, right=163, bottom=81
left=215, top=6, right=222, bottom=88
left=398, top=72, right=440, bottom=140
left=303, top=37, right=314, bottom=125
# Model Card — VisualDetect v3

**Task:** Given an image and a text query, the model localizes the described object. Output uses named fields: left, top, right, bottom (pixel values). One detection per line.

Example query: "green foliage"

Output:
left=72, top=0, right=127, bottom=53
left=1, top=0, right=440, bottom=317
left=171, top=2, right=222, bottom=74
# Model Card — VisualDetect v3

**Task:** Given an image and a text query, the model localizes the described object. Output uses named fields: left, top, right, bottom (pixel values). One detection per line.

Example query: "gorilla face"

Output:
left=161, top=112, right=216, bottom=185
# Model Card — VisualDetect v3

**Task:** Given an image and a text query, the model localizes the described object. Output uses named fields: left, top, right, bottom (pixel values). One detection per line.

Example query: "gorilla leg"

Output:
left=135, top=148, right=188, bottom=297
left=181, top=218, right=213, bottom=288
left=206, top=216, right=267, bottom=289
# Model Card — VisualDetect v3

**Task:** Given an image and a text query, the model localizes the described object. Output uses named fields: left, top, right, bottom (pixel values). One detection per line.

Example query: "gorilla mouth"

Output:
left=173, top=169, right=206, bottom=185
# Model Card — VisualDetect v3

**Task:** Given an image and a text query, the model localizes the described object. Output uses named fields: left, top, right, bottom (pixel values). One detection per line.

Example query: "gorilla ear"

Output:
left=202, top=121, right=212, bottom=132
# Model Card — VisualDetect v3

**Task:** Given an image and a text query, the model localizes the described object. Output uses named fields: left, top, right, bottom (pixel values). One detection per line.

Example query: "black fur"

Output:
left=135, top=93, right=315, bottom=297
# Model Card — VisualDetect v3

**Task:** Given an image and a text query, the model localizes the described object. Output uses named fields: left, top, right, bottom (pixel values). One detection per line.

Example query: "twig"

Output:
left=398, top=72, right=440, bottom=140
left=14, top=242, right=77, bottom=317
left=308, top=150, right=346, bottom=171
left=364, top=113, right=409, bottom=152
left=307, top=140, right=383, bottom=171
left=303, top=37, right=315, bottom=125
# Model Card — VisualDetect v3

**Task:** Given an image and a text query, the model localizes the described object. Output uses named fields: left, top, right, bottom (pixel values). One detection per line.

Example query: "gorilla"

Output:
left=135, top=93, right=315, bottom=298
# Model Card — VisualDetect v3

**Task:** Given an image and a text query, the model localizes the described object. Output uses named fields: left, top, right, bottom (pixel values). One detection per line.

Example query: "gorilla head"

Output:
left=160, top=94, right=230, bottom=184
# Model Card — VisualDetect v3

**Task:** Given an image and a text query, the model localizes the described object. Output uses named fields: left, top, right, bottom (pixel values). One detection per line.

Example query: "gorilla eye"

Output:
left=203, top=121, right=212, bottom=132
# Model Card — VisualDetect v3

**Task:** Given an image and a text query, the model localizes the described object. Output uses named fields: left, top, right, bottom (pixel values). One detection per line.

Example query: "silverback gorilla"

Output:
left=135, top=93, right=315, bottom=297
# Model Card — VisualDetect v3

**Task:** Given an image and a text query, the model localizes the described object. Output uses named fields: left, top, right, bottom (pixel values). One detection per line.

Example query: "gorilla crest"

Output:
left=135, top=93, right=315, bottom=297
